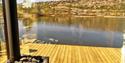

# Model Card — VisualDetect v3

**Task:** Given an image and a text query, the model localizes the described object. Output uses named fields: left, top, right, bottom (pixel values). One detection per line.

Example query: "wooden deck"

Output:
left=0, top=55, right=7, bottom=63
left=20, top=44, right=122, bottom=63
left=0, top=43, right=123, bottom=63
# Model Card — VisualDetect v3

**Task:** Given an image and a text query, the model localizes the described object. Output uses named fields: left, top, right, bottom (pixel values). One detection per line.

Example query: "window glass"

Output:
left=17, top=0, right=125, bottom=63
left=0, top=0, right=7, bottom=63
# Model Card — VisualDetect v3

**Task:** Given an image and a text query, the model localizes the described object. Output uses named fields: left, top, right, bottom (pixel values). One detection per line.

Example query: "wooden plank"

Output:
left=0, top=44, right=123, bottom=63
left=21, top=44, right=122, bottom=63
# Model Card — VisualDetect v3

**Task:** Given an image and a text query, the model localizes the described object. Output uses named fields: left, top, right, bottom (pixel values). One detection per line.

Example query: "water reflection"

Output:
left=0, top=23, right=4, bottom=41
left=19, top=16, right=125, bottom=48
left=0, top=20, right=5, bottom=56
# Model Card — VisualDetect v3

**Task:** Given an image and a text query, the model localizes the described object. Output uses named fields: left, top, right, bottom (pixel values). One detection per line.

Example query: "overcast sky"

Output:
left=0, top=0, right=59, bottom=3
left=0, top=0, right=60, bottom=4
left=17, top=0, right=59, bottom=3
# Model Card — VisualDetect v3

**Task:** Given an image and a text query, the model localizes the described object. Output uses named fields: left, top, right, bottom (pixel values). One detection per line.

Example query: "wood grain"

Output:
left=0, top=43, right=123, bottom=63
left=20, top=44, right=122, bottom=63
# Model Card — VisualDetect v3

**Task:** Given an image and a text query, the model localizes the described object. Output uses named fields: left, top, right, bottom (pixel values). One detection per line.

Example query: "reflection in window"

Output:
left=0, top=1, right=7, bottom=63
left=17, top=0, right=125, bottom=63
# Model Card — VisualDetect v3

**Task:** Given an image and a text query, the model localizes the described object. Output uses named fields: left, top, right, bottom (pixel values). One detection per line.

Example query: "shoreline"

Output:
left=18, top=13, right=125, bottom=18
left=50, top=15, right=125, bottom=18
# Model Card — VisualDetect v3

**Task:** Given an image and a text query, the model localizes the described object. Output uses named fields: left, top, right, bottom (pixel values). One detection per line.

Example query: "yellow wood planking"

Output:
left=21, top=44, right=122, bottom=63
left=0, top=55, right=7, bottom=63
left=0, top=43, right=123, bottom=63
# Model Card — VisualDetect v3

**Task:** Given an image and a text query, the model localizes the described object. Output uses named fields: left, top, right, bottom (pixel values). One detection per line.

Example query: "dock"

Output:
left=20, top=44, right=122, bottom=63
left=0, top=43, right=124, bottom=63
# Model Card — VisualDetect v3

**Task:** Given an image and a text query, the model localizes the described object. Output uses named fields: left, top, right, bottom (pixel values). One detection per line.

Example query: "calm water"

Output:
left=0, top=17, right=125, bottom=48
left=0, top=21, right=4, bottom=41
left=18, top=16, right=125, bottom=48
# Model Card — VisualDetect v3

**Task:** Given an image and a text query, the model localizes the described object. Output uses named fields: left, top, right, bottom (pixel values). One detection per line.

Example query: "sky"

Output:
left=17, top=0, right=59, bottom=3
left=0, top=0, right=59, bottom=3
left=0, top=0, right=60, bottom=3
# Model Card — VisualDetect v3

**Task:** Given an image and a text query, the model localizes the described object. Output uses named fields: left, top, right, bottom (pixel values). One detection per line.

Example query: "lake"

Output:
left=1, top=16, right=125, bottom=48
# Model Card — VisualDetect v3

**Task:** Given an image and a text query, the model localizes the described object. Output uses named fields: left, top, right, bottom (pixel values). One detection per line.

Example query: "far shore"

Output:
left=19, top=13, right=125, bottom=19
left=74, top=15, right=125, bottom=18
left=0, top=14, right=125, bottom=20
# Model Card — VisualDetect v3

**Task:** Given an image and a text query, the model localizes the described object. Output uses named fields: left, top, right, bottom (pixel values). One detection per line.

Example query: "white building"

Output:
left=22, top=0, right=32, bottom=8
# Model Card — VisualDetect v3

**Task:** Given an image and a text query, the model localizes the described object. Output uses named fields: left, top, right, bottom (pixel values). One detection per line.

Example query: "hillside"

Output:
left=17, top=0, right=125, bottom=16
